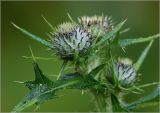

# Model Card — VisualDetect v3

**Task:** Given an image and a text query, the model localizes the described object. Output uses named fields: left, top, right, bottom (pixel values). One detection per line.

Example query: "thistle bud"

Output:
left=52, top=22, right=92, bottom=60
left=115, top=58, right=136, bottom=87
left=106, top=58, right=137, bottom=88
left=78, top=15, right=113, bottom=37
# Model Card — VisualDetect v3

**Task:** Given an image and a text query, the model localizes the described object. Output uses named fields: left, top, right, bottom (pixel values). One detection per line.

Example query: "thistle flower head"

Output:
left=78, top=15, right=113, bottom=37
left=114, top=58, right=137, bottom=87
left=52, top=22, right=92, bottom=60
left=106, top=58, right=137, bottom=88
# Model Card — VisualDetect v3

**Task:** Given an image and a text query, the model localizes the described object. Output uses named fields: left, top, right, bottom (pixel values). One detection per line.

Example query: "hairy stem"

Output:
left=92, top=91, right=107, bottom=112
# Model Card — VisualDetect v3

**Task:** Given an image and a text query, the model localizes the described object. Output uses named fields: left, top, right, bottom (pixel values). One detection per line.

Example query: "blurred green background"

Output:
left=1, top=1, right=159, bottom=112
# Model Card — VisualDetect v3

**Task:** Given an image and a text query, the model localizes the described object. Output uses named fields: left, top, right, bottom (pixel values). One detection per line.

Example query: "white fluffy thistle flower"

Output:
left=52, top=22, right=92, bottom=60
left=78, top=15, right=113, bottom=37
left=114, top=58, right=137, bottom=87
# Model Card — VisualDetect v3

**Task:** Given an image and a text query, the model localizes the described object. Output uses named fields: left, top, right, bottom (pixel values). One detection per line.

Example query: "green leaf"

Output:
left=12, top=84, right=56, bottom=113
left=70, top=76, right=99, bottom=90
left=134, top=40, right=153, bottom=71
left=12, top=62, right=98, bottom=112
left=118, top=33, right=160, bottom=47
left=11, top=22, right=53, bottom=48
left=12, top=63, right=80, bottom=113
left=12, top=63, right=54, bottom=113
left=33, top=63, right=52, bottom=84
left=126, top=86, right=160, bottom=111
left=93, top=19, right=127, bottom=48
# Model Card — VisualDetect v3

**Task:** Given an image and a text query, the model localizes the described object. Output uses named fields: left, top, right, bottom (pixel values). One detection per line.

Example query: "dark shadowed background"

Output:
left=1, top=1, right=159, bottom=112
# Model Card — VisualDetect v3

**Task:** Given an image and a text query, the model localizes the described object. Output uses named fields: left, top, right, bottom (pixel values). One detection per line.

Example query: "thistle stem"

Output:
left=90, top=89, right=110, bottom=113
left=92, top=91, right=106, bottom=112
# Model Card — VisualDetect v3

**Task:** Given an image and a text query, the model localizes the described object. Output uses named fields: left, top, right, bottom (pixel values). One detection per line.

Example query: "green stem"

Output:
left=98, top=92, right=112, bottom=112
left=92, top=91, right=107, bottom=112
left=92, top=92, right=114, bottom=112
left=74, top=54, right=110, bottom=112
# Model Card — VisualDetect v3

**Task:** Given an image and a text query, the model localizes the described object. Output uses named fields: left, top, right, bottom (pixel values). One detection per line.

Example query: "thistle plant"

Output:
left=11, top=14, right=160, bottom=113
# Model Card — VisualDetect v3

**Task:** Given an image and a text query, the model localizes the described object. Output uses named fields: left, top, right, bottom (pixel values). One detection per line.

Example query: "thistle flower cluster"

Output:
left=52, top=16, right=114, bottom=60
left=52, top=15, right=137, bottom=88
left=12, top=14, right=158, bottom=112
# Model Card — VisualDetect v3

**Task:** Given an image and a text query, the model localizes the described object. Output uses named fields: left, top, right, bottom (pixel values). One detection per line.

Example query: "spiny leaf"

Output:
left=33, top=63, right=52, bottom=84
left=134, top=40, right=153, bottom=71
left=93, top=19, right=127, bottom=48
left=12, top=62, right=98, bottom=112
left=12, top=62, right=54, bottom=113
left=118, top=33, right=160, bottom=47
left=12, top=63, right=79, bottom=113
left=12, top=84, right=56, bottom=113
left=11, top=22, right=53, bottom=48
left=126, top=86, right=160, bottom=111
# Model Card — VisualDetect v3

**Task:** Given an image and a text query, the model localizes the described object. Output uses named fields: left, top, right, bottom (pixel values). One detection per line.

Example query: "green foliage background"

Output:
left=1, top=1, right=159, bottom=112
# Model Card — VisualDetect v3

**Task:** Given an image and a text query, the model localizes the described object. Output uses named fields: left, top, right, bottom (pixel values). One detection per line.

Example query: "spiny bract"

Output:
left=55, top=22, right=77, bottom=33
left=52, top=22, right=92, bottom=60
left=78, top=15, right=113, bottom=37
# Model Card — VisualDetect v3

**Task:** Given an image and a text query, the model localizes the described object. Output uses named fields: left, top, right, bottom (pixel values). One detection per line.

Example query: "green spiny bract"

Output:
left=52, top=22, right=92, bottom=60
left=78, top=15, right=113, bottom=37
